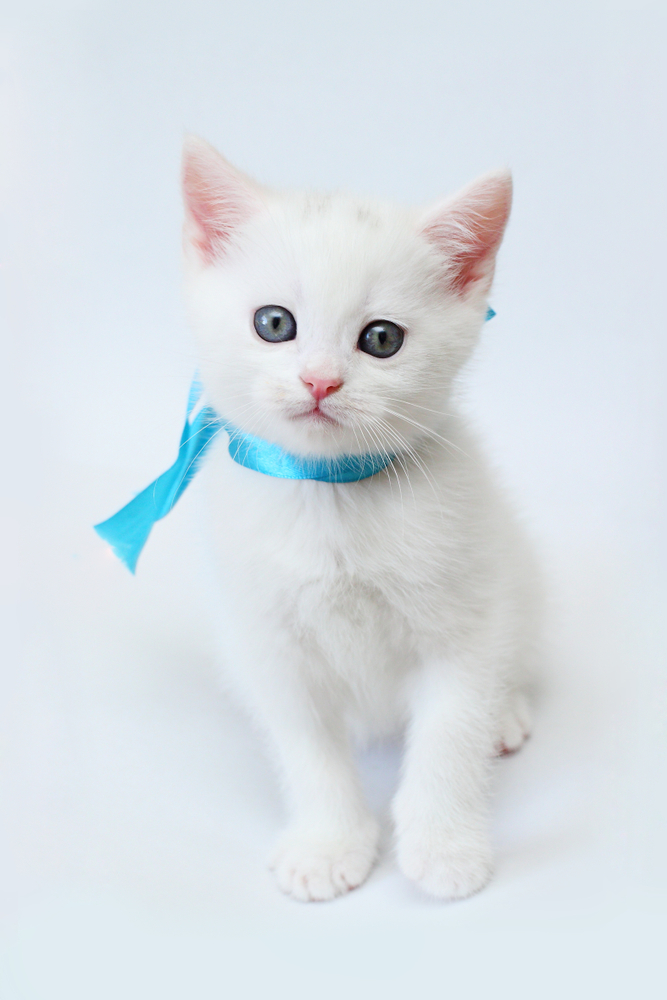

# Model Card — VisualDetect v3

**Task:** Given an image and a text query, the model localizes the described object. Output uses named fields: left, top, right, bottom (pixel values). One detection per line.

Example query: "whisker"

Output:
left=360, top=420, right=406, bottom=521
left=380, top=406, right=470, bottom=460
left=368, top=416, right=441, bottom=509
left=383, top=396, right=457, bottom=419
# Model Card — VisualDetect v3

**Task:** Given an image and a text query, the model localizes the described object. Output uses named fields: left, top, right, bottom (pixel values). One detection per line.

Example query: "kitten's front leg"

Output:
left=253, top=671, right=379, bottom=902
left=393, top=658, right=498, bottom=900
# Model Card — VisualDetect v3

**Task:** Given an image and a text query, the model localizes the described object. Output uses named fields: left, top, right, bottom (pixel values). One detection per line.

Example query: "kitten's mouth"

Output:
left=292, top=405, right=340, bottom=426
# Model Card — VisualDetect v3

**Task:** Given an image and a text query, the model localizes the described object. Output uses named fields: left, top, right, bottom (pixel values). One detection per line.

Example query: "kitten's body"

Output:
left=183, top=139, right=540, bottom=901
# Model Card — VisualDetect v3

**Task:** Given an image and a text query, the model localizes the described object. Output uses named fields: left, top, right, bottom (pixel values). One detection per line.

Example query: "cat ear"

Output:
left=421, top=170, right=512, bottom=296
left=182, top=135, right=263, bottom=265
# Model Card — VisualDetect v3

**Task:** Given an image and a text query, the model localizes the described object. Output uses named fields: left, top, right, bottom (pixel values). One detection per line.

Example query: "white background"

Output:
left=2, top=2, right=666, bottom=997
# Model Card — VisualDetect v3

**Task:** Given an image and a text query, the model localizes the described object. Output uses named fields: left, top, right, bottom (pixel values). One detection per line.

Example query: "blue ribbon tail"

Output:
left=94, top=403, right=222, bottom=573
left=94, top=486, right=161, bottom=573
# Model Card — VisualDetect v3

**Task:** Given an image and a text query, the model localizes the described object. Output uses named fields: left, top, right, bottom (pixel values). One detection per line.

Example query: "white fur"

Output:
left=182, top=137, right=541, bottom=901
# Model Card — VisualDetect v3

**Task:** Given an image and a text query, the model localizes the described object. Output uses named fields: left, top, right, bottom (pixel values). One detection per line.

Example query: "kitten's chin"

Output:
left=269, top=409, right=364, bottom=458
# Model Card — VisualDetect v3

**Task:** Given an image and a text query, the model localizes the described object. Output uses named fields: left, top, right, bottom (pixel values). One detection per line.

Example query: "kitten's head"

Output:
left=182, top=136, right=511, bottom=459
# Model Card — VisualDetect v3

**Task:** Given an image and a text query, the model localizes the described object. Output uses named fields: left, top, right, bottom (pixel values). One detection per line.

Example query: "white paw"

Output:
left=496, top=690, right=532, bottom=755
left=269, top=821, right=379, bottom=902
left=397, top=834, right=493, bottom=900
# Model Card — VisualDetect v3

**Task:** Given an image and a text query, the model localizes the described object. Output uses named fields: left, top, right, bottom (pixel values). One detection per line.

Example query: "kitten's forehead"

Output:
left=251, top=192, right=426, bottom=320
left=296, top=191, right=384, bottom=230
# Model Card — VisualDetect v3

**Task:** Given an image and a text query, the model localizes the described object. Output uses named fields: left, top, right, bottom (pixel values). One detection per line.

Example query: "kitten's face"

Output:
left=182, top=138, right=511, bottom=459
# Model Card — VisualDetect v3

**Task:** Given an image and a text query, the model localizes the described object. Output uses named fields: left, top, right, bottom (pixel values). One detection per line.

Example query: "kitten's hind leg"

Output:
left=495, top=688, right=532, bottom=756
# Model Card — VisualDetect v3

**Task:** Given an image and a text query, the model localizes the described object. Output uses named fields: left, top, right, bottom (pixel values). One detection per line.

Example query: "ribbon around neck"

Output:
left=94, top=306, right=496, bottom=572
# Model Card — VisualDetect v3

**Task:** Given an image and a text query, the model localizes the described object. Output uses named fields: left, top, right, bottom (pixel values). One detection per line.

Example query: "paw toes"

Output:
left=398, top=840, right=493, bottom=900
left=270, top=828, right=378, bottom=902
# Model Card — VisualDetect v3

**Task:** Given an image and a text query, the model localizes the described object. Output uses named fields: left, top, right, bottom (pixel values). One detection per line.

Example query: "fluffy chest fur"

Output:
left=200, top=415, right=517, bottom=718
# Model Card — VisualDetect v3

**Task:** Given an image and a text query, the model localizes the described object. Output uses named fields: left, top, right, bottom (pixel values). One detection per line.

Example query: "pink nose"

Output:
left=301, top=376, right=343, bottom=402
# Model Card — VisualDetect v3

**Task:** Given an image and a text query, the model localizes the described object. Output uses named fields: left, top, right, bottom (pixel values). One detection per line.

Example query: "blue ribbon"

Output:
left=93, top=382, right=394, bottom=572
left=95, top=307, right=496, bottom=572
left=94, top=382, right=222, bottom=572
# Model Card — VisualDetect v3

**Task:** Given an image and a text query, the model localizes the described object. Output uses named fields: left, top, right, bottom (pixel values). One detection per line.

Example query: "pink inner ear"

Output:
left=182, top=163, right=224, bottom=262
left=182, top=140, right=258, bottom=265
left=424, top=175, right=512, bottom=294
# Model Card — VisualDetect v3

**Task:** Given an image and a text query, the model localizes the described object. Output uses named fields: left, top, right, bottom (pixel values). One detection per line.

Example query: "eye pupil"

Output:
left=254, top=305, right=297, bottom=343
left=358, top=320, right=404, bottom=358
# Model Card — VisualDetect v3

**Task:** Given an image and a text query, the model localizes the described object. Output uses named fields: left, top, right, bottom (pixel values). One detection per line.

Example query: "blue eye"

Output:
left=254, top=305, right=297, bottom=343
left=358, top=320, right=404, bottom=358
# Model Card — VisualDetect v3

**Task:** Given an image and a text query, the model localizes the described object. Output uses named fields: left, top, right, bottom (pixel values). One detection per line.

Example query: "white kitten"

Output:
left=182, top=136, right=540, bottom=902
